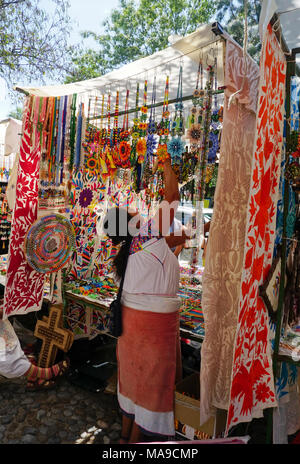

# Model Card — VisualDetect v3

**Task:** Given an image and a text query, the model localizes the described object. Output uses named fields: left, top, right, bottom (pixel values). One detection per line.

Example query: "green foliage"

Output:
left=65, top=0, right=216, bottom=83
left=8, top=106, right=23, bottom=120
left=0, top=0, right=73, bottom=91
left=215, top=0, right=262, bottom=61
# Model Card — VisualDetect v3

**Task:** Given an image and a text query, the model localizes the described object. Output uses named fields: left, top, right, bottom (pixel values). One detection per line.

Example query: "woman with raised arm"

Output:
left=103, top=159, right=188, bottom=443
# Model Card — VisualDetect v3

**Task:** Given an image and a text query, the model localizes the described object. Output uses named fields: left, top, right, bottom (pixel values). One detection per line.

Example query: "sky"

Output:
left=0, top=0, right=121, bottom=119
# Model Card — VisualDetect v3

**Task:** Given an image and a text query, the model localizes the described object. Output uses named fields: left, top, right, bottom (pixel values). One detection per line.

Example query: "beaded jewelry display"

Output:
left=157, top=75, right=170, bottom=146
left=168, top=65, right=185, bottom=166
left=130, top=83, right=140, bottom=167
left=196, top=64, right=214, bottom=202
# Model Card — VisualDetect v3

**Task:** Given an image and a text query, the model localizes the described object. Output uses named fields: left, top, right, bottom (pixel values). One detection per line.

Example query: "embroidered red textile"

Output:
left=226, top=23, right=286, bottom=432
left=3, top=98, right=45, bottom=318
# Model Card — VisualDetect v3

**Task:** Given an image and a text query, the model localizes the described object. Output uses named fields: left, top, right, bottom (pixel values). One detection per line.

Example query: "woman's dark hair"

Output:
left=103, top=207, right=133, bottom=279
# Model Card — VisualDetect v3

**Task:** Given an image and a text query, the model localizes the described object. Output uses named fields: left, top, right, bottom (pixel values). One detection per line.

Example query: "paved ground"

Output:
left=0, top=319, right=198, bottom=445
left=0, top=319, right=123, bottom=445
left=0, top=372, right=122, bottom=445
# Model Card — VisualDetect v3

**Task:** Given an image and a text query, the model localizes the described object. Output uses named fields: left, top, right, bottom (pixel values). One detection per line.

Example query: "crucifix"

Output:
left=34, top=304, right=74, bottom=368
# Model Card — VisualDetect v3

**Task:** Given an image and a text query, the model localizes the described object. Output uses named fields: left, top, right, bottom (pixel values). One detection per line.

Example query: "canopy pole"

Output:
left=88, top=88, right=225, bottom=121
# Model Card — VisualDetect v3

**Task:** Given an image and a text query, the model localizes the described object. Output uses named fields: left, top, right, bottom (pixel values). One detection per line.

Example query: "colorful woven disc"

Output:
left=25, top=214, right=76, bottom=274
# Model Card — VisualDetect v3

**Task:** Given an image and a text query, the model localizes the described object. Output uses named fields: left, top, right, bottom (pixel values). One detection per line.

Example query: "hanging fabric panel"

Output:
left=3, top=97, right=45, bottom=318
left=200, top=38, right=259, bottom=426
left=226, top=23, right=286, bottom=433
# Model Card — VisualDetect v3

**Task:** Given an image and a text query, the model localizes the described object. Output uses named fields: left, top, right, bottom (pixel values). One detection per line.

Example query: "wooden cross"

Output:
left=34, top=304, right=74, bottom=368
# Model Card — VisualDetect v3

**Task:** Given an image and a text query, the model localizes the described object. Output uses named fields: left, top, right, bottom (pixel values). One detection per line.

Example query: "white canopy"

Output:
left=260, top=0, right=300, bottom=63
left=15, top=23, right=225, bottom=106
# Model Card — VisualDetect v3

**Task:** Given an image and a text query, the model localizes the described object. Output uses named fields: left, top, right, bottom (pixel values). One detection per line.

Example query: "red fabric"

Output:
left=117, top=306, right=180, bottom=413
left=3, top=98, right=45, bottom=318
left=226, top=23, right=286, bottom=432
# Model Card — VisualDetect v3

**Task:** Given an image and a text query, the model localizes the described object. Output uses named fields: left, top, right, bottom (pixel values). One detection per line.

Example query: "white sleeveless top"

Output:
left=121, top=217, right=180, bottom=312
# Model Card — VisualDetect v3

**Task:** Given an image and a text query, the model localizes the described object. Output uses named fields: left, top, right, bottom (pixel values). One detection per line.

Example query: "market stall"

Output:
left=3, top=16, right=292, bottom=443
left=3, top=22, right=228, bottom=333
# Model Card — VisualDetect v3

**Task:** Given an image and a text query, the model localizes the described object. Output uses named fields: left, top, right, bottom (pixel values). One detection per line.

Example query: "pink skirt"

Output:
left=117, top=305, right=181, bottom=436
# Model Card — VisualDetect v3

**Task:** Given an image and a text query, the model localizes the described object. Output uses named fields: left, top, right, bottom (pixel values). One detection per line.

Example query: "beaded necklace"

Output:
left=60, top=96, right=68, bottom=184
left=69, top=93, right=77, bottom=173
left=148, top=76, right=157, bottom=135
left=197, top=64, right=214, bottom=202
left=55, top=96, right=64, bottom=185
left=121, top=89, right=130, bottom=137
left=49, top=97, right=58, bottom=182
left=74, top=102, right=83, bottom=171
left=99, top=94, right=106, bottom=154
left=139, top=79, right=148, bottom=137
left=39, top=97, right=47, bottom=151
left=167, top=66, right=185, bottom=168
left=172, top=65, right=184, bottom=137
left=113, top=90, right=119, bottom=148
left=156, top=75, right=170, bottom=196
left=130, top=83, right=140, bottom=167
left=159, top=75, right=170, bottom=145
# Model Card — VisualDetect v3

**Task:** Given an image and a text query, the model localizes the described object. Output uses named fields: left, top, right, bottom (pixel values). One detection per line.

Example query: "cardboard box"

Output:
left=175, top=373, right=215, bottom=437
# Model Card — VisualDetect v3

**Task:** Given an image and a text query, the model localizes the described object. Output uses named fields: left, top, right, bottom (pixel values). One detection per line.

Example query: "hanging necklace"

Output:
left=139, top=79, right=148, bottom=137
left=121, top=88, right=130, bottom=140
left=118, top=89, right=131, bottom=169
left=130, top=83, right=140, bottom=167
left=159, top=75, right=170, bottom=145
left=197, top=64, right=214, bottom=202
left=69, top=93, right=77, bottom=174
left=168, top=65, right=185, bottom=167
left=172, top=64, right=184, bottom=137
left=148, top=76, right=157, bottom=135
left=136, top=80, right=148, bottom=164
left=113, top=90, right=119, bottom=148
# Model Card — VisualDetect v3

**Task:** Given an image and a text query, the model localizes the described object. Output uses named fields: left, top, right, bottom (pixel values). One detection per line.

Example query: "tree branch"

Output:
left=0, top=0, right=25, bottom=9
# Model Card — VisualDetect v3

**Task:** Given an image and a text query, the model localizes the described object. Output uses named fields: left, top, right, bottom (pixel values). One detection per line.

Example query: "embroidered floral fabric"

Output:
left=3, top=99, right=45, bottom=318
left=226, top=24, right=286, bottom=432
left=69, top=169, right=106, bottom=279
left=199, top=39, right=260, bottom=427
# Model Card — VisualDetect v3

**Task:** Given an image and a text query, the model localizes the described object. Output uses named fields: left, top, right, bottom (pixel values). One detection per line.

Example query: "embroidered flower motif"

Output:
left=167, top=137, right=185, bottom=163
left=255, top=382, right=273, bottom=402
left=187, top=124, right=202, bottom=144
left=79, top=188, right=93, bottom=208
left=140, top=106, right=148, bottom=114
